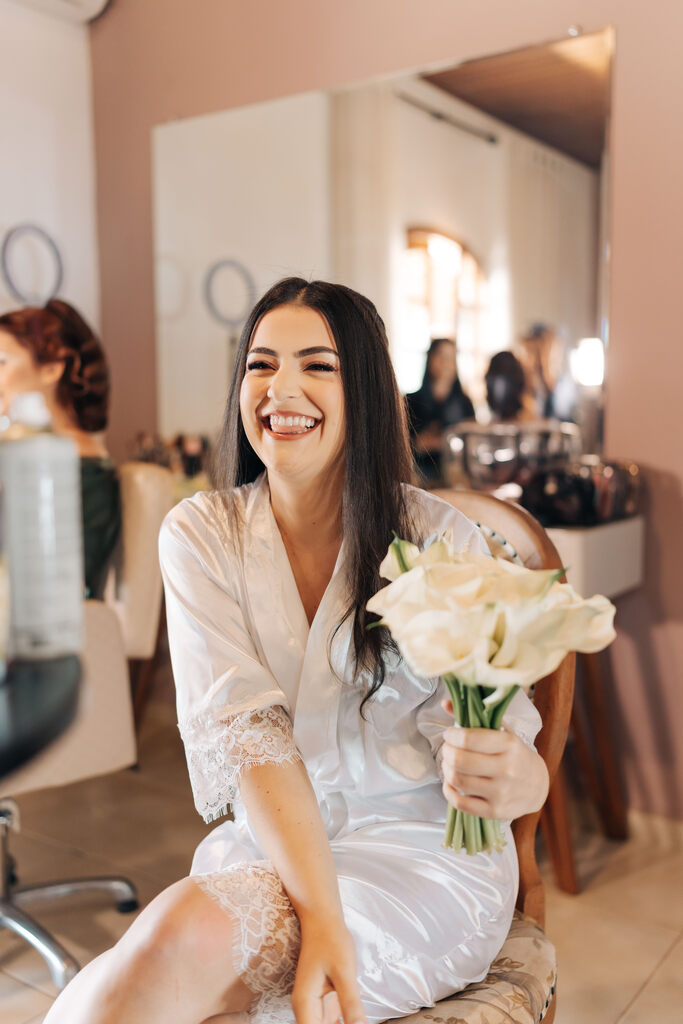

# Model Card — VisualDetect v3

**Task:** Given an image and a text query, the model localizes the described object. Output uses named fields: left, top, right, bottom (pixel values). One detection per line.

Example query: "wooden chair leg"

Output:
left=130, top=657, right=157, bottom=729
left=129, top=598, right=167, bottom=731
left=540, top=761, right=579, bottom=894
left=579, top=651, right=628, bottom=839
left=570, top=703, right=606, bottom=819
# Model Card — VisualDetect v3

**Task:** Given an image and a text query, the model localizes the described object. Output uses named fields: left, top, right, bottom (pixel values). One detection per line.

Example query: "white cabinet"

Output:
left=546, top=515, right=645, bottom=599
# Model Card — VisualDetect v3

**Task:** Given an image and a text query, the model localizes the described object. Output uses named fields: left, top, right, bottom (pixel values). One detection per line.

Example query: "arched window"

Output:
left=400, top=228, right=486, bottom=405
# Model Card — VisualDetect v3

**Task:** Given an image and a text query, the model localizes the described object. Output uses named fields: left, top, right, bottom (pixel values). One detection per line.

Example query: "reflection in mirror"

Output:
left=152, top=29, right=612, bottom=484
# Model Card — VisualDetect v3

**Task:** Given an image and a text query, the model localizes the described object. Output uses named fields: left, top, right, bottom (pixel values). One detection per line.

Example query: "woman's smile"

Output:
left=262, top=411, right=321, bottom=438
left=240, top=304, right=345, bottom=478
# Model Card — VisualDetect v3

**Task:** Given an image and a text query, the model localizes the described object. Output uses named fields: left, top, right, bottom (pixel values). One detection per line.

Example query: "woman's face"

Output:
left=240, top=304, right=346, bottom=485
left=429, top=342, right=457, bottom=386
left=0, top=329, right=48, bottom=417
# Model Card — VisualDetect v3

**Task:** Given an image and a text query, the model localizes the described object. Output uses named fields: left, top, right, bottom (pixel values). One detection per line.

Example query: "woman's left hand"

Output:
left=440, top=712, right=549, bottom=821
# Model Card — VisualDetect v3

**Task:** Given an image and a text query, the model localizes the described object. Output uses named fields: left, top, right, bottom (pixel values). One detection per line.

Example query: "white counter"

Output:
left=546, top=515, right=645, bottom=600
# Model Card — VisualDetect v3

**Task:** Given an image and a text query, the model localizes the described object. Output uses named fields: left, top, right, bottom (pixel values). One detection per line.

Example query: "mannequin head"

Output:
left=0, top=299, right=110, bottom=431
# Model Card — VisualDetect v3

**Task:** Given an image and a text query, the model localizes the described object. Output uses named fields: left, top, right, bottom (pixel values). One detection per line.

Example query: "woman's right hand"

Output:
left=291, top=917, right=367, bottom=1024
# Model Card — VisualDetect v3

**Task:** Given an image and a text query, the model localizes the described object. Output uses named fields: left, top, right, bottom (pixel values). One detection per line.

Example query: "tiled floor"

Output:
left=1, top=690, right=682, bottom=1023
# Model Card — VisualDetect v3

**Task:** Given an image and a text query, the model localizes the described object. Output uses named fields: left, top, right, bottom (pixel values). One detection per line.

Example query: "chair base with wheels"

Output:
left=0, top=602, right=140, bottom=990
left=0, top=798, right=138, bottom=990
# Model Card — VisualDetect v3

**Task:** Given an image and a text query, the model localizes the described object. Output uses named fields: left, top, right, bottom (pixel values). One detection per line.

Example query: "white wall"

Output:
left=392, top=77, right=510, bottom=395
left=332, top=75, right=600, bottom=396
left=152, top=92, right=331, bottom=438
left=331, top=83, right=397, bottom=332
left=0, top=0, right=100, bottom=327
left=507, top=134, right=599, bottom=345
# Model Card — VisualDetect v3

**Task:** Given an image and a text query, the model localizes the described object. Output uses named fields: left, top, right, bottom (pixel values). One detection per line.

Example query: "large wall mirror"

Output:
left=152, top=29, right=613, bottom=458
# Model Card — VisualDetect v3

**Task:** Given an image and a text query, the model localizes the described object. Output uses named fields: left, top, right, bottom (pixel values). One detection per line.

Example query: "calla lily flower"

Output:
left=369, top=539, right=616, bottom=689
left=369, top=533, right=617, bottom=856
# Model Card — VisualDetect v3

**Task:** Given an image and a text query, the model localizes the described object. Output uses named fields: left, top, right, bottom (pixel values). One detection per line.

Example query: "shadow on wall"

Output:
left=641, top=464, right=683, bottom=625
left=606, top=464, right=683, bottom=819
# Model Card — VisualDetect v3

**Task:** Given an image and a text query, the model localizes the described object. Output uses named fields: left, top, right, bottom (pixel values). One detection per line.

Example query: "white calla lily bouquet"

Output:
left=367, top=534, right=616, bottom=855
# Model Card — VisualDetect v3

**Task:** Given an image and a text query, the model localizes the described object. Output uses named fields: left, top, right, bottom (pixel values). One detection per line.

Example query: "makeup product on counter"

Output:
left=0, top=392, right=83, bottom=660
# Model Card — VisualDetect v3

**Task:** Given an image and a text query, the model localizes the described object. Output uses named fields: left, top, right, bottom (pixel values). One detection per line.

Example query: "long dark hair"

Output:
left=419, top=337, right=466, bottom=399
left=214, top=277, right=417, bottom=706
left=0, top=299, right=110, bottom=431
left=485, top=350, right=526, bottom=421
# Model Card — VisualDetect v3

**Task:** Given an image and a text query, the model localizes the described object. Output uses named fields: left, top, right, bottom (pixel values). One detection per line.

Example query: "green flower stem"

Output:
left=391, top=534, right=411, bottom=573
left=443, top=673, right=464, bottom=725
left=466, top=685, right=492, bottom=729
left=483, top=817, right=495, bottom=853
left=443, top=679, right=518, bottom=856
left=444, top=805, right=456, bottom=848
left=471, top=685, right=491, bottom=728
left=477, top=816, right=487, bottom=853
left=452, top=808, right=464, bottom=850
left=490, top=685, right=520, bottom=730
left=463, top=812, right=478, bottom=855
left=461, top=813, right=470, bottom=854
left=466, top=686, right=480, bottom=728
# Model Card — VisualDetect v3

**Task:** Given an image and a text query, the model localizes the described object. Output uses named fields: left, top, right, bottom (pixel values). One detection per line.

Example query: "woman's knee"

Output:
left=117, top=876, right=237, bottom=978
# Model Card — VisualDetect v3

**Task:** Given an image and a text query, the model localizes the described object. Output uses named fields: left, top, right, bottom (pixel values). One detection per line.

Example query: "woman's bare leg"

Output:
left=199, top=1015, right=251, bottom=1024
left=198, top=986, right=341, bottom=1024
left=43, top=877, right=255, bottom=1024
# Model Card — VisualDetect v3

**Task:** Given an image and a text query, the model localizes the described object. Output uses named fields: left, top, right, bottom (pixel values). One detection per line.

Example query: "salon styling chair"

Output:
left=0, top=601, right=138, bottom=990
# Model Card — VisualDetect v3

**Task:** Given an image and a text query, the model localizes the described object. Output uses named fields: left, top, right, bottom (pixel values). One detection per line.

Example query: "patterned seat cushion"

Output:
left=397, top=912, right=556, bottom=1024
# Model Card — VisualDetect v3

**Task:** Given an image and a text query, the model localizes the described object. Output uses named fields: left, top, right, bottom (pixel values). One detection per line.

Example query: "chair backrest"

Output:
left=431, top=488, right=575, bottom=928
left=2, top=601, right=137, bottom=797
left=105, top=461, right=174, bottom=660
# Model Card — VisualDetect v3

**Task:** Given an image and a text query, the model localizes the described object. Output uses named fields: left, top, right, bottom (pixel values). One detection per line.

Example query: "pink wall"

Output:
left=90, top=0, right=683, bottom=817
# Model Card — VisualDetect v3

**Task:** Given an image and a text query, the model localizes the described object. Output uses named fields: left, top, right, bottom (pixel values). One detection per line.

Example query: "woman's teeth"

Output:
left=268, top=414, right=317, bottom=433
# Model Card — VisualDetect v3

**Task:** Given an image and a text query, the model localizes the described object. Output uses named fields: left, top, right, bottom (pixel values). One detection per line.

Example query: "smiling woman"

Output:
left=241, top=304, right=345, bottom=474
left=239, top=303, right=347, bottom=625
left=44, top=278, right=549, bottom=1024
left=214, top=277, right=416, bottom=677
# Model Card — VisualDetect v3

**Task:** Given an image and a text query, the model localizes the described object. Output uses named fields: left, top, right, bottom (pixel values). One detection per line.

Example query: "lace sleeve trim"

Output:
left=179, top=705, right=302, bottom=823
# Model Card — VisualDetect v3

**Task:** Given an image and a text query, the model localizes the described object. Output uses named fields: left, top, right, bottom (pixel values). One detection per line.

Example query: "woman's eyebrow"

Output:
left=248, top=346, right=338, bottom=358
left=295, top=346, right=338, bottom=358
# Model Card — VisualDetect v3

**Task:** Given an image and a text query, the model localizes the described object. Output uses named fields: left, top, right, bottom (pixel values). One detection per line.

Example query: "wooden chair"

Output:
left=400, top=488, right=578, bottom=1024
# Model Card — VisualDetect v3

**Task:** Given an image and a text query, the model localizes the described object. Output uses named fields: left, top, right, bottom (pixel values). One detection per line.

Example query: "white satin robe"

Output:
left=159, top=474, right=542, bottom=1022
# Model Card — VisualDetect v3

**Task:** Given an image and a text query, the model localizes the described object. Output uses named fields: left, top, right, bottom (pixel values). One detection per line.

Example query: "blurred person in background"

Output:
left=484, top=350, right=536, bottom=423
left=169, top=433, right=213, bottom=501
left=0, top=300, right=120, bottom=599
left=517, top=323, right=576, bottom=421
left=405, top=337, right=474, bottom=483
left=129, top=429, right=172, bottom=468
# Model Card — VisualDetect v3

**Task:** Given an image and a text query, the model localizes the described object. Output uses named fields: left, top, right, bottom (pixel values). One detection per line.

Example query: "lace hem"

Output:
left=179, top=705, right=302, bottom=823
left=194, top=861, right=301, bottom=1015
